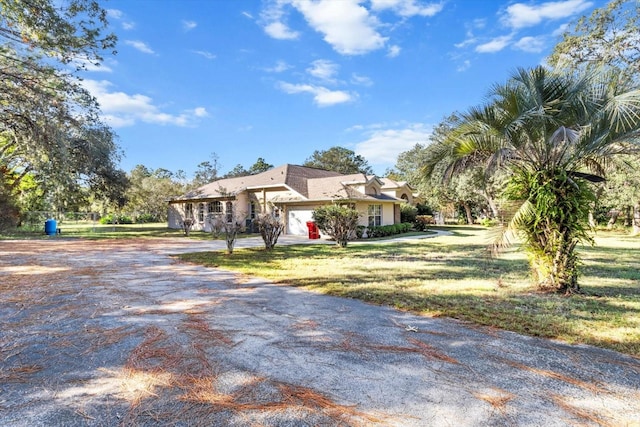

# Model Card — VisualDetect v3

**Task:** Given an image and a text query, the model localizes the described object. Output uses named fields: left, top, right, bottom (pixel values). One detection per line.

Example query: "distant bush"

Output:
left=479, top=217, right=499, bottom=227
left=414, top=215, right=434, bottom=231
left=367, top=222, right=412, bottom=238
left=135, top=213, right=159, bottom=223
left=400, top=203, right=418, bottom=223
left=99, top=214, right=133, bottom=225
left=416, top=203, right=433, bottom=215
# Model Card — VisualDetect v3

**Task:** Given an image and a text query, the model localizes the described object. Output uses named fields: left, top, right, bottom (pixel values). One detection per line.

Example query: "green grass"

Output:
left=1, top=222, right=225, bottom=240
left=176, top=226, right=640, bottom=357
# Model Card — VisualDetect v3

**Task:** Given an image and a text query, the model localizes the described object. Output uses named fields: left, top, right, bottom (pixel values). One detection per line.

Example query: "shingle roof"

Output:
left=380, top=177, right=413, bottom=190
left=173, top=164, right=343, bottom=201
left=170, top=164, right=403, bottom=204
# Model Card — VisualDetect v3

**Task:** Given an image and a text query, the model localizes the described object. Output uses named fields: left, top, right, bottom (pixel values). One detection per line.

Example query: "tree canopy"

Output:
left=0, top=0, right=122, bottom=222
left=548, top=0, right=639, bottom=83
left=304, top=146, right=373, bottom=175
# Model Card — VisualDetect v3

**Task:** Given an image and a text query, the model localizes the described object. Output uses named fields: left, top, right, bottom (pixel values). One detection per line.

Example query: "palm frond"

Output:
left=491, top=199, right=536, bottom=256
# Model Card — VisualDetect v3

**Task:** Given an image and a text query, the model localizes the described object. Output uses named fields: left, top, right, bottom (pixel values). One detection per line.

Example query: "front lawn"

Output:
left=176, top=226, right=640, bottom=357
left=0, top=222, right=252, bottom=241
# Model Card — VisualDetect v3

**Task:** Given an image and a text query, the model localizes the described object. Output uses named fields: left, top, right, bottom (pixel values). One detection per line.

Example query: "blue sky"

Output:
left=82, top=0, right=604, bottom=177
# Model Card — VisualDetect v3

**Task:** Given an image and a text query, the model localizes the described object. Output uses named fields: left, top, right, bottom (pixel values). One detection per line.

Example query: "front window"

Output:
left=249, top=201, right=257, bottom=219
left=198, top=203, right=205, bottom=222
left=208, top=201, right=222, bottom=214
left=185, top=203, right=194, bottom=219
left=368, top=204, right=381, bottom=227
left=225, top=201, right=233, bottom=223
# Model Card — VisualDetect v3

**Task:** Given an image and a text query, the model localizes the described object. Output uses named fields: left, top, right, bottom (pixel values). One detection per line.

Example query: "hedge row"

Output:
left=365, top=222, right=413, bottom=238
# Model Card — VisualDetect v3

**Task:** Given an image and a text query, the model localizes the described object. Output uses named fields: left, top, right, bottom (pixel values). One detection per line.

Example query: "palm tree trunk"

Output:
left=531, top=231, right=580, bottom=294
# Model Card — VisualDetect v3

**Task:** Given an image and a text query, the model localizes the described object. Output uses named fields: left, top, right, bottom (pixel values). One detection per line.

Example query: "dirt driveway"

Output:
left=1, top=237, right=639, bottom=426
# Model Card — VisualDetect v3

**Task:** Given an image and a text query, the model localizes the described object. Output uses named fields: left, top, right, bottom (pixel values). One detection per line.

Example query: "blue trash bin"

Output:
left=45, top=219, right=57, bottom=235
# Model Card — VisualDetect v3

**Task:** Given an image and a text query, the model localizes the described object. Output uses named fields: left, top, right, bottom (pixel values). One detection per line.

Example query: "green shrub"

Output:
left=414, top=215, right=434, bottom=231
left=135, top=213, right=159, bottom=223
left=312, top=204, right=359, bottom=247
left=367, top=222, right=412, bottom=238
left=479, top=217, right=498, bottom=227
left=400, top=203, right=418, bottom=223
left=99, top=214, right=133, bottom=225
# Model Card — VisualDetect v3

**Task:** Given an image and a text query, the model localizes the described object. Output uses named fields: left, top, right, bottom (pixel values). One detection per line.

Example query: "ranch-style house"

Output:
left=167, top=164, right=414, bottom=236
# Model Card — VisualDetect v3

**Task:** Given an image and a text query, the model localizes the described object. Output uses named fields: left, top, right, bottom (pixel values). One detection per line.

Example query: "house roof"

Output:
left=173, top=164, right=343, bottom=201
left=379, top=177, right=414, bottom=191
left=171, top=164, right=403, bottom=204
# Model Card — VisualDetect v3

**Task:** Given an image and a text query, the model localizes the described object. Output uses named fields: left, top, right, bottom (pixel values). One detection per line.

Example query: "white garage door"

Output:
left=287, top=208, right=315, bottom=236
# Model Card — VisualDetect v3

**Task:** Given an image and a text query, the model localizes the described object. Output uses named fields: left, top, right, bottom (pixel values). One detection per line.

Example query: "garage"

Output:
left=287, top=207, right=315, bottom=236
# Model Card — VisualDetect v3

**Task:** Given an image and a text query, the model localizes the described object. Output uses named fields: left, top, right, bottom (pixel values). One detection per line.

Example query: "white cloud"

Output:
left=278, top=82, right=355, bottom=107
left=307, top=59, right=339, bottom=82
left=501, top=0, right=593, bottom=29
left=351, top=73, right=373, bottom=86
left=193, top=50, right=216, bottom=60
left=124, top=40, right=155, bottom=55
left=553, top=23, right=570, bottom=36
left=457, top=60, right=471, bottom=72
left=242, top=11, right=254, bottom=19
left=192, top=107, right=209, bottom=117
left=82, top=80, right=208, bottom=128
left=455, top=19, right=486, bottom=48
left=182, top=20, right=197, bottom=31
left=264, top=21, right=300, bottom=39
left=291, top=0, right=387, bottom=55
left=264, top=60, right=292, bottom=73
left=107, top=9, right=134, bottom=30
left=353, top=123, right=432, bottom=166
left=454, top=37, right=477, bottom=49
left=387, top=45, right=401, bottom=57
left=475, top=35, right=513, bottom=53
left=513, top=36, right=546, bottom=53
left=260, top=0, right=442, bottom=56
left=370, top=0, right=445, bottom=17
left=107, top=9, right=123, bottom=19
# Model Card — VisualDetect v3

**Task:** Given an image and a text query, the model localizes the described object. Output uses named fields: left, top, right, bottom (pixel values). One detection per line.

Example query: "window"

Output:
left=197, top=203, right=205, bottom=222
left=208, top=201, right=222, bottom=214
left=368, top=204, right=381, bottom=227
left=185, top=203, right=194, bottom=219
left=249, top=202, right=257, bottom=219
left=225, top=201, right=233, bottom=223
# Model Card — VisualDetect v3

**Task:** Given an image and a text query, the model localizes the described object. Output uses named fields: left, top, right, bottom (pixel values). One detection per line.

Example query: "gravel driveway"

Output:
left=1, top=237, right=639, bottom=426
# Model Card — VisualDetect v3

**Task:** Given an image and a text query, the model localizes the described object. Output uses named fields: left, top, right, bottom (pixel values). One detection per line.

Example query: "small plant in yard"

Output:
left=255, top=212, right=285, bottom=250
left=209, top=212, right=246, bottom=254
left=312, top=204, right=359, bottom=248
left=414, top=215, right=434, bottom=231
left=180, top=218, right=194, bottom=236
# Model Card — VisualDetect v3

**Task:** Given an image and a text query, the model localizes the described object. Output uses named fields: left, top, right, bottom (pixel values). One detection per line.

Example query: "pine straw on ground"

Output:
left=119, top=325, right=383, bottom=426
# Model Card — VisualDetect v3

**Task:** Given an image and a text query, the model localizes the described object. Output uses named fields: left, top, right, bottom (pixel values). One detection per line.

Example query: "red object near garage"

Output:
left=306, top=221, right=320, bottom=239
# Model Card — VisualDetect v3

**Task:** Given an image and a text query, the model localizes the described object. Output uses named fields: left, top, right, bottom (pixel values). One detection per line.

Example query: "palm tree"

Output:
left=426, top=66, right=640, bottom=294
